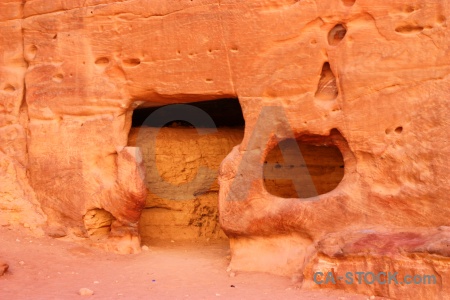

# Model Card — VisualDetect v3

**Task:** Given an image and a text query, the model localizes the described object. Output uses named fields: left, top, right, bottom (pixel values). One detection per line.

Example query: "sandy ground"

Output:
left=0, top=227, right=379, bottom=300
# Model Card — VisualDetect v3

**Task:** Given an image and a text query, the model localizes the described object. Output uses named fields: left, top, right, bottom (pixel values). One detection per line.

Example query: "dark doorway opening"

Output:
left=131, top=98, right=245, bottom=128
left=129, top=98, right=245, bottom=243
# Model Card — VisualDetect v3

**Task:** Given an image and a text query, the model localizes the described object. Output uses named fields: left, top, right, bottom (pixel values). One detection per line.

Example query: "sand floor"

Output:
left=0, top=227, right=380, bottom=299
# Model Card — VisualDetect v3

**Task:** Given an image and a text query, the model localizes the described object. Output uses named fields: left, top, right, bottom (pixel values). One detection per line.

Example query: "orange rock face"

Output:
left=0, top=1, right=46, bottom=234
left=0, top=0, right=449, bottom=298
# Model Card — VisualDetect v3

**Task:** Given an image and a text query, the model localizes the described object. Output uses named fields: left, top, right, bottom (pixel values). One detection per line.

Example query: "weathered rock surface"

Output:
left=0, top=5, right=46, bottom=234
left=0, top=0, right=448, bottom=298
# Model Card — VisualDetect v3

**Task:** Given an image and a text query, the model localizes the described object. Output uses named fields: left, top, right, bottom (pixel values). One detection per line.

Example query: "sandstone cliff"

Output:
left=0, top=1, right=449, bottom=298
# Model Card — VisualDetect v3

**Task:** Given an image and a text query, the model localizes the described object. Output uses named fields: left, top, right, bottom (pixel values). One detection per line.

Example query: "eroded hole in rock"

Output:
left=263, top=130, right=345, bottom=198
left=3, top=84, right=16, bottom=92
left=123, top=58, right=141, bottom=67
left=83, top=209, right=116, bottom=241
left=95, top=57, right=110, bottom=66
left=129, top=98, right=245, bottom=243
left=26, top=45, right=38, bottom=61
left=328, top=24, right=347, bottom=45
left=315, top=62, right=338, bottom=100
left=395, top=25, right=424, bottom=34
left=342, top=0, right=356, bottom=6
left=52, top=74, right=64, bottom=83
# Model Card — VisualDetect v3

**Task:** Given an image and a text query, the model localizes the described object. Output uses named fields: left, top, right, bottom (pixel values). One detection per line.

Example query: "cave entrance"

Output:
left=263, top=130, right=345, bottom=199
left=128, top=98, right=244, bottom=244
